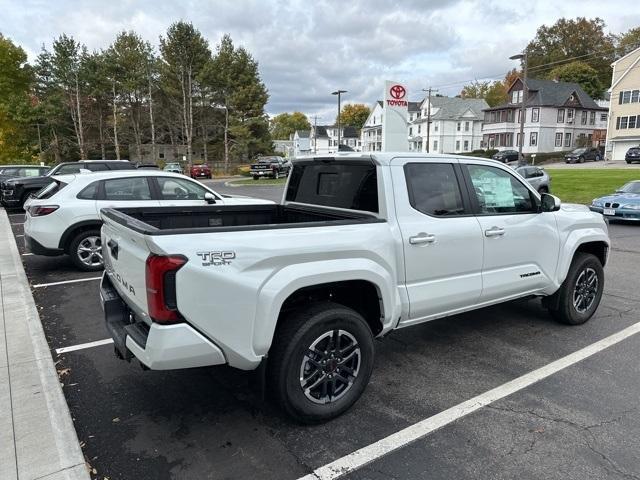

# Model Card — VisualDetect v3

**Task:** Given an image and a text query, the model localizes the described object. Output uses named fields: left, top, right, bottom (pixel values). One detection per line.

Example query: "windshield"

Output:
left=619, top=182, right=640, bottom=194
left=572, top=148, right=587, bottom=154
left=258, top=158, right=276, bottom=163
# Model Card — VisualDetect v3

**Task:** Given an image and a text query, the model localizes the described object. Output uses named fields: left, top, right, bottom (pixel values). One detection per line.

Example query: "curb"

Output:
left=0, top=209, right=89, bottom=480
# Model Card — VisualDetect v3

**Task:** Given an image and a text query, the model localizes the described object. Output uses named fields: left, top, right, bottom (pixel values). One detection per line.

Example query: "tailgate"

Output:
left=101, top=211, right=153, bottom=320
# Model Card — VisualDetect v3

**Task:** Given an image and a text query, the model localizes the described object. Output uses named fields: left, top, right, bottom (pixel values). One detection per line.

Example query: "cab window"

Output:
left=466, top=164, right=536, bottom=214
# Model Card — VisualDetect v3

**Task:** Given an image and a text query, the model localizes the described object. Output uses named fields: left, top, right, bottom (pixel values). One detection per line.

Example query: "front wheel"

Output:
left=595, top=154, right=602, bottom=161
left=69, top=229, right=104, bottom=271
left=579, top=156, right=585, bottom=163
left=268, top=302, right=375, bottom=423
left=253, top=175, right=259, bottom=181
left=545, top=253, right=604, bottom=325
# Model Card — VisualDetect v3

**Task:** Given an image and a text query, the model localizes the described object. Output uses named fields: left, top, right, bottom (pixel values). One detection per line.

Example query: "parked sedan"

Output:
left=23, top=170, right=273, bottom=271
left=492, top=150, right=520, bottom=163
left=590, top=180, right=640, bottom=221
left=564, top=147, right=602, bottom=164
left=190, top=163, right=212, bottom=179
left=625, top=146, right=640, bottom=164
left=163, top=162, right=183, bottom=174
left=515, top=166, right=551, bottom=193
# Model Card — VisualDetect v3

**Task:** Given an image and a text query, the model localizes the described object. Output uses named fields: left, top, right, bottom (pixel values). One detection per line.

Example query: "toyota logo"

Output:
left=389, top=85, right=406, bottom=100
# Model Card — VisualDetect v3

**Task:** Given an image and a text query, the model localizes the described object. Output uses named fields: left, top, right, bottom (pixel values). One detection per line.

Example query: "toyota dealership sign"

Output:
left=383, top=80, right=409, bottom=151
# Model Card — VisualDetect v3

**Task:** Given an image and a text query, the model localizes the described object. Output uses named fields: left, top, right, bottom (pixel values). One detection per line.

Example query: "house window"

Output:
left=633, top=90, right=640, bottom=103
left=622, top=91, right=631, bottom=103
left=507, top=110, right=514, bottom=122
left=557, top=109, right=565, bottom=123
left=567, top=109, right=574, bottom=122
left=516, top=133, right=522, bottom=147
left=409, top=127, right=413, bottom=135
left=455, top=140, right=461, bottom=150
left=581, top=111, right=588, bottom=125
left=589, top=111, right=596, bottom=125
left=600, top=113, right=607, bottom=122
left=506, top=133, right=513, bottom=146
left=464, top=140, right=469, bottom=151
left=159, top=152, right=165, bottom=159
left=433, top=140, right=438, bottom=151
left=629, top=116, right=637, bottom=129
left=465, top=121, right=470, bottom=132
left=457, top=122, right=461, bottom=131
left=500, top=111, right=508, bottom=122
left=555, top=132, right=563, bottom=147
left=532, top=108, right=539, bottom=122
left=434, top=123, right=439, bottom=132
left=564, top=133, right=572, bottom=147
left=418, top=125, right=421, bottom=134
left=512, top=91, right=518, bottom=103
left=620, top=116, right=628, bottom=129
left=530, top=132, right=538, bottom=146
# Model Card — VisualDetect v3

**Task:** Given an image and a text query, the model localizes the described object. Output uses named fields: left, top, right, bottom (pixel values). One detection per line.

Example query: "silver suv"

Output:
left=515, top=166, right=551, bottom=194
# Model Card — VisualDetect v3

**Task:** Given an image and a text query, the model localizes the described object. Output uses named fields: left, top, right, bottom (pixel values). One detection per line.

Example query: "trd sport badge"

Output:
left=196, top=251, right=236, bottom=266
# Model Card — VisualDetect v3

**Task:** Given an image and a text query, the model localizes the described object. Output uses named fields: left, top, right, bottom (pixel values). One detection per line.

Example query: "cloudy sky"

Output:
left=1, top=0, right=638, bottom=123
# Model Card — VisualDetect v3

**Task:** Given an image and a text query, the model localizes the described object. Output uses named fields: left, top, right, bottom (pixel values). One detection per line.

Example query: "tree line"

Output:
left=0, top=22, right=271, bottom=170
left=461, top=18, right=640, bottom=106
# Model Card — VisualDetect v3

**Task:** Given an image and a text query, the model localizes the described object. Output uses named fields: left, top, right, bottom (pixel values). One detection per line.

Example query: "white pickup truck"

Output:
left=100, top=153, right=609, bottom=423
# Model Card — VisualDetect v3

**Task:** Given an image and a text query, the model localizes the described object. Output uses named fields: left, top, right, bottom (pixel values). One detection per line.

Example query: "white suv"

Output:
left=24, top=170, right=273, bottom=271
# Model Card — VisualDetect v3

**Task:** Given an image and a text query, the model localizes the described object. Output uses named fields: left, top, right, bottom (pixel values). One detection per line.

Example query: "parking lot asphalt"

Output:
left=5, top=184, right=640, bottom=480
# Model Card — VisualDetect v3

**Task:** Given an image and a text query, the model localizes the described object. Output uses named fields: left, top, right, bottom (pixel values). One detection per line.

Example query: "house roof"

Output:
left=424, top=97, right=489, bottom=120
left=342, top=126, right=360, bottom=138
left=314, top=126, right=329, bottom=137
left=408, top=101, right=421, bottom=112
left=485, top=78, right=605, bottom=111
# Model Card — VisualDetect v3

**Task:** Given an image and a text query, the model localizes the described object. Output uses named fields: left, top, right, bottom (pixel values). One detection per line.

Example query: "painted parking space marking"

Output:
left=32, top=276, right=102, bottom=288
left=298, top=320, right=640, bottom=480
left=55, top=338, right=114, bottom=355
left=22, top=252, right=33, bottom=256
left=11, top=222, right=24, bottom=226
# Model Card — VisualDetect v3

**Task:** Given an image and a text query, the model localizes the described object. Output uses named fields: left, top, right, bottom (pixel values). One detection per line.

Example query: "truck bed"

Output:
left=100, top=204, right=383, bottom=235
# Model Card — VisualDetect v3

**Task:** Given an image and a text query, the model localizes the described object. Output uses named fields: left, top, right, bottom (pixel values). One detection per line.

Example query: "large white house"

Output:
left=482, top=78, right=607, bottom=154
left=361, top=97, right=486, bottom=153
left=293, top=125, right=361, bottom=156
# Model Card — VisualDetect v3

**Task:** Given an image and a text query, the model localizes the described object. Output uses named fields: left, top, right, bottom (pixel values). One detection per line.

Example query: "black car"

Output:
left=492, top=150, right=520, bottom=163
left=564, top=147, right=602, bottom=164
left=0, top=160, right=133, bottom=208
left=250, top=156, right=291, bottom=180
left=0, top=165, right=50, bottom=183
left=625, top=146, right=640, bottom=164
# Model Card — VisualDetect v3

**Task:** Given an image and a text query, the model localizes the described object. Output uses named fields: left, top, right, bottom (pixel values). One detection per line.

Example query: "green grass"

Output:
left=230, top=177, right=287, bottom=186
left=546, top=169, right=640, bottom=204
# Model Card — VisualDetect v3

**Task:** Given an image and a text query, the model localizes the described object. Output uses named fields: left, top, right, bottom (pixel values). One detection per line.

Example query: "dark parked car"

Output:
left=492, top=150, right=520, bottom=163
left=250, top=156, right=290, bottom=180
left=625, top=147, right=640, bottom=164
left=565, top=147, right=602, bottom=164
left=190, top=163, right=212, bottom=179
left=0, top=165, right=50, bottom=183
left=0, top=160, right=133, bottom=208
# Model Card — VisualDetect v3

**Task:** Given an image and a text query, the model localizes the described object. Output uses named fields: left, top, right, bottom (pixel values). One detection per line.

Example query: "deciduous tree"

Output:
left=270, top=112, right=310, bottom=139
left=546, top=60, right=604, bottom=99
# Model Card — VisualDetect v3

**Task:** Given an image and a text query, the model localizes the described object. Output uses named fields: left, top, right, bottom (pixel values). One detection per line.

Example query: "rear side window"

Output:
left=77, top=181, right=99, bottom=200
left=35, top=181, right=67, bottom=199
left=20, top=167, right=44, bottom=177
left=56, top=164, right=82, bottom=175
left=405, top=163, right=466, bottom=216
left=285, top=161, right=378, bottom=213
left=104, top=177, right=152, bottom=200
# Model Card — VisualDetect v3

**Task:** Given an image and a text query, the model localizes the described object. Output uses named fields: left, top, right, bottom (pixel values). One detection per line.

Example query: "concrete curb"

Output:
left=0, top=209, right=89, bottom=480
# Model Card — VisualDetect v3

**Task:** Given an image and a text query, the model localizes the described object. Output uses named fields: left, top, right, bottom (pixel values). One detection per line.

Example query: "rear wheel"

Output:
left=546, top=253, right=604, bottom=325
left=69, top=229, right=104, bottom=271
left=268, top=302, right=375, bottom=423
left=253, top=175, right=259, bottom=181
left=595, top=154, right=602, bottom=161
left=579, top=156, right=585, bottom=163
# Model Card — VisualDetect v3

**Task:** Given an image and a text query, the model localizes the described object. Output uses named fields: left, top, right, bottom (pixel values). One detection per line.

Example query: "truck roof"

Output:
left=292, top=152, right=498, bottom=166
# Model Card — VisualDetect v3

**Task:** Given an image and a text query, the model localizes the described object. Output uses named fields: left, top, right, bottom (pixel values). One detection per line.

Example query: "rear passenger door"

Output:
left=95, top=177, right=160, bottom=212
left=392, top=159, right=484, bottom=324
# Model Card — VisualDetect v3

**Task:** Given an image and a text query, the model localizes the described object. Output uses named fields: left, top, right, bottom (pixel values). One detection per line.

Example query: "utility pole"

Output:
left=332, top=90, right=347, bottom=153
left=422, top=87, right=438, bottom=153
left=510, top=51, right=528, bottom=166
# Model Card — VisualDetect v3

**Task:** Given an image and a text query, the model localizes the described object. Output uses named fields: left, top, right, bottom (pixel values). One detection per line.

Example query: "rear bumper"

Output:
left=100, top=273, right=226, bottom=370
left=24, top=234, right=64, bottom=256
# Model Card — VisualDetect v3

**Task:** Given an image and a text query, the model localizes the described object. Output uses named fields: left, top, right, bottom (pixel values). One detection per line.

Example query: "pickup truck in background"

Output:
left=100, top=153, right=609, bottom=423
left=250, top=156, right=290, bottom=180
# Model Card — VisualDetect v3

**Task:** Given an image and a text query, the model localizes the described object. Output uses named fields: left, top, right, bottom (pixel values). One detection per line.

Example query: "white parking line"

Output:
left=8, top=213, right=24, bottom=217
left=55, top=338, right=114, bottom=355
left=298, top=320, right=640, bottom=480
left=32, top=277, right=102, bottom=288
left=15, top=234, right=24, bottom=237
left=22, top=252, right=33, bottom=256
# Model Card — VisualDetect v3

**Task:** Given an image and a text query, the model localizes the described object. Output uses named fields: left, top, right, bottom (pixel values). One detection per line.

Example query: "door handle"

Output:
left=409, top=233, right=436, bottom=245
left=484, top=226, right=505, bottom=237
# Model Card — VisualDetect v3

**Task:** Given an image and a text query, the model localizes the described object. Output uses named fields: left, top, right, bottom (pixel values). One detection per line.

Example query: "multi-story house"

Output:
left=361, top=101, right=384, bottom=152
left=606, top=46, right=640, bottom=161
left=409, top=97, right=487, bottom=153
left=292, top=130, right=311, bottom=156
left=482, top=78, right=607, bottom=154
left=294, top=125, right=361, bottom=156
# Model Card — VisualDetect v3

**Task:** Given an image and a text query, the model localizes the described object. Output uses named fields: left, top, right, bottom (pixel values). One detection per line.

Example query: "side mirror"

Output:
left=540, top=193, right=561, bottom=212
left=204, top=192, right=217, bottom=204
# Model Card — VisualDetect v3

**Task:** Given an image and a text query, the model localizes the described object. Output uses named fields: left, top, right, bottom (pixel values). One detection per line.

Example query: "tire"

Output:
left=274, top=170, right=280, bottom=179
left=68, top=229, right=104, bottom=271
left=253, top=175, right=259, bottom=181
left=579, top=156, right=585, bottom=163
left=268, top=302, right=375, bottom=424
left=595, top=154, right=601, bottom=161
left=627, top=160, right=632, bottom=164
left=545, top=253, right=604, bottom=325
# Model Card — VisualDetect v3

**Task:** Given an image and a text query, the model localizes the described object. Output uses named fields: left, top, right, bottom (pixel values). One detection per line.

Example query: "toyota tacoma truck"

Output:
left=99, top=153, right=610, bottom=423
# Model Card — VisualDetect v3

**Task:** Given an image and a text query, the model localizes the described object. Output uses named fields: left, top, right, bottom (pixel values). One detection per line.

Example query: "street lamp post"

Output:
left=332, top=90, right=347, bottom=153
left=510, top=52, right=528, bottom=166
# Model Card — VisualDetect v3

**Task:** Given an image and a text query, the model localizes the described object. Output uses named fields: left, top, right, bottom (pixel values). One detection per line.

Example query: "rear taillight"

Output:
left=29, top=205, right=59, bottom=216
left=145, top=254, right=187, bottom=323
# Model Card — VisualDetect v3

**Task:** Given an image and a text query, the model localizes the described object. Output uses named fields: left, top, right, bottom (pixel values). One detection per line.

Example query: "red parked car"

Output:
left=190, top=164, right=212, bottom=179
